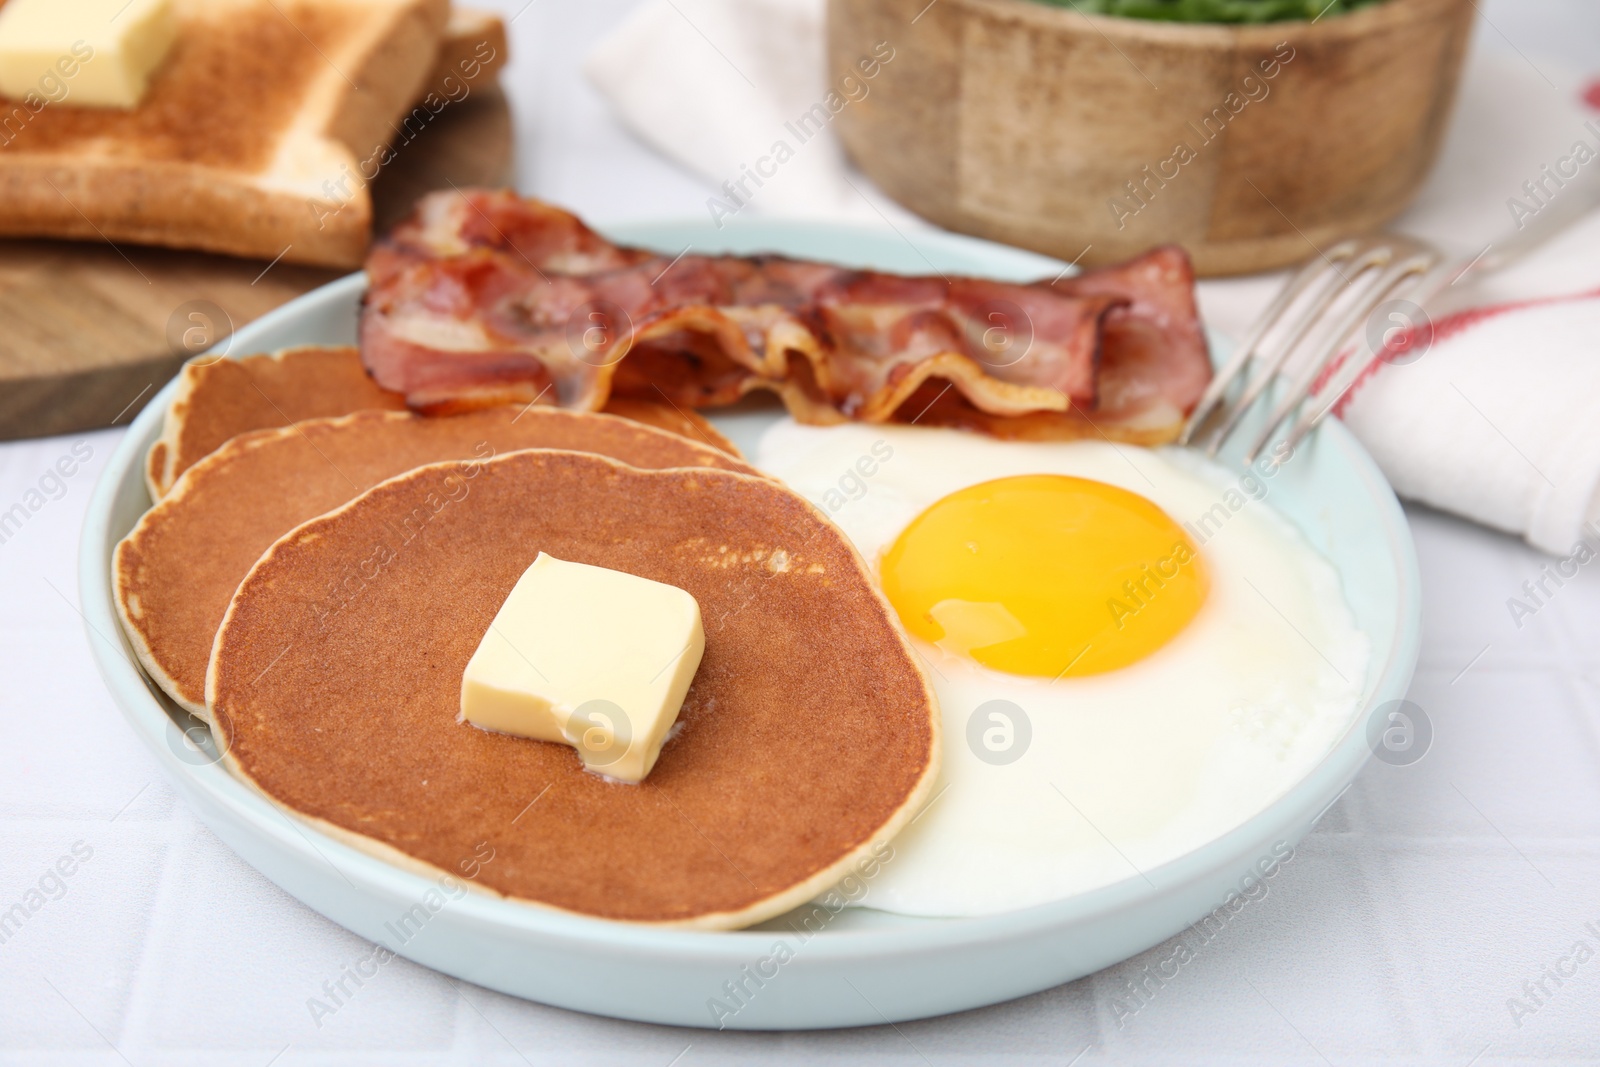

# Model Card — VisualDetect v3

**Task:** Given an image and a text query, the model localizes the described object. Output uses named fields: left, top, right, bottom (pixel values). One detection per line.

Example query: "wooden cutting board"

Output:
left=0, top=85, right=513, bottom=442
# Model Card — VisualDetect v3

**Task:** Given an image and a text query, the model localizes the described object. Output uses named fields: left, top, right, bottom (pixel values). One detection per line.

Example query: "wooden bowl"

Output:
left=828, top=0, right=1475, bottom=276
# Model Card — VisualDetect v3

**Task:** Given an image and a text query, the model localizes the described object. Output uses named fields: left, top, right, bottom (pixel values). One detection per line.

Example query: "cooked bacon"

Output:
left=361, top=190, right=1212, bottom=439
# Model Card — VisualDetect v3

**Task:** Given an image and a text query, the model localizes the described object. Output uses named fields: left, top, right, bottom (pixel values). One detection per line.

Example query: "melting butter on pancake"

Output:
left=208, top=450, right=941, bottom=929
left=116, top=406, right=760, bottom=719
left=146, top=345, right=741, bottom=499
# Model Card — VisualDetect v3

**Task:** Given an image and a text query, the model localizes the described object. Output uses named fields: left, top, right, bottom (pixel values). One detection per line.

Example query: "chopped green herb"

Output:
left=1035, top=0, right=1386, bottom=22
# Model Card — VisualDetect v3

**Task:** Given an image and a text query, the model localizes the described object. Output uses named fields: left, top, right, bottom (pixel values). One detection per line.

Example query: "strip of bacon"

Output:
left=361, top=190, right=1211, bottom=439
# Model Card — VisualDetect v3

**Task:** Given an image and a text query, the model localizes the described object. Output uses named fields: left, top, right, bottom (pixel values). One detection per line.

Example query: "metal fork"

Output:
left=1179, top=171, right=1600, bottom=464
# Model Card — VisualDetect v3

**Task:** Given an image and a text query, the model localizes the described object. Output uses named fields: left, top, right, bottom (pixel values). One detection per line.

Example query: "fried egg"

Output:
left=758, top=420, right=1370, bottom=917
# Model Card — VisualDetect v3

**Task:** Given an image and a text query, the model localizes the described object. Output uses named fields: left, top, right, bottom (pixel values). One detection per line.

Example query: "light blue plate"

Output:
left=78, top=219, right=1419, bottom=1030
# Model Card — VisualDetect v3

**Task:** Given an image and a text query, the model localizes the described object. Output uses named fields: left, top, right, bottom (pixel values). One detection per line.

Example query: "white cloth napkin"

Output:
left=1341, top=292, right=1600, bottom=555
left=583, top=0, right=875, bottom=220
left=586, top=2, right=1600, bottom=555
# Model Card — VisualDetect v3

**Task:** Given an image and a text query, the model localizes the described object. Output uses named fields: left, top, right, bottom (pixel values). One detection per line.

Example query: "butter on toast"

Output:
left=0, top=0, right=449, bottom=268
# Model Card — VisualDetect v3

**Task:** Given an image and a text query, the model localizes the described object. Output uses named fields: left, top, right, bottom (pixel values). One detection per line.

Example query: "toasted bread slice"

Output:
left=424, top=6, right=506, bottom=97
left=0, top=0, right=449, bottom=268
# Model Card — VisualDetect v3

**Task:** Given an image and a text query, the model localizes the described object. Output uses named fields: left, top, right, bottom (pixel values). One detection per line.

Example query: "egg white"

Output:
left=757, top=420, right=1371, bottom=917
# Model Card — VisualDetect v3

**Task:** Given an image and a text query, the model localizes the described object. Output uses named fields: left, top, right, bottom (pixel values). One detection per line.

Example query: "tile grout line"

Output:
left=445, top=970, right=479, bottom=1067
left=1504, top=541, right=1600, bottom=786
left=113, top=801, right=218, bottom=1059
left=1348, top=838, right=1453, bottom=1058
left=1553, top=661, right=1600, bottom=778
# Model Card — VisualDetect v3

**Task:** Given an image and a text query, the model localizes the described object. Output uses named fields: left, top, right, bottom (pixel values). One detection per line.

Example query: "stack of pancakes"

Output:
left=115, top=347, right=941, bottom=929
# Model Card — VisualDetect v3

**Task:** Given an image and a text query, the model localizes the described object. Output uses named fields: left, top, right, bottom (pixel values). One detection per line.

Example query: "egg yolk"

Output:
left=880, top=474, right=1208, bottom=678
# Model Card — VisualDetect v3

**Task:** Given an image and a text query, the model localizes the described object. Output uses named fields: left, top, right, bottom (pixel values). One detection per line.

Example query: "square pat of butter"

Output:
left=0, top=0, right=177, bottom=109
left=461, top=553, right=705, bottom=784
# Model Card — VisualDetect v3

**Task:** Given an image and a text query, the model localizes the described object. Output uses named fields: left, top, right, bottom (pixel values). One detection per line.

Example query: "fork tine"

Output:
left=1178, top=239, right=1361, bottom=448
left=1200, top=255, right=1372, bottom=458
left=1274, top=254, right=1445, bottom=457
left=1240, top=251, right=1438, bottom=463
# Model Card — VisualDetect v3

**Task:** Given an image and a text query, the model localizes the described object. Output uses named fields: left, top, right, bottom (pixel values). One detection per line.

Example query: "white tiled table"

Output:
left=3, top=2, right=1598, bottom=1062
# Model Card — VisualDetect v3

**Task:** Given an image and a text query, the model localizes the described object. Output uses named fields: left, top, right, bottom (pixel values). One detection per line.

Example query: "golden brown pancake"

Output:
left=117, top=406, right=760, bottom=719
left=146, top=346, right=407, bottom=499
left=597, top=395, right=741, bottom=457
left=209, top=450, right=941, bottom=929
left=146, top=345, right=741, bottom=498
